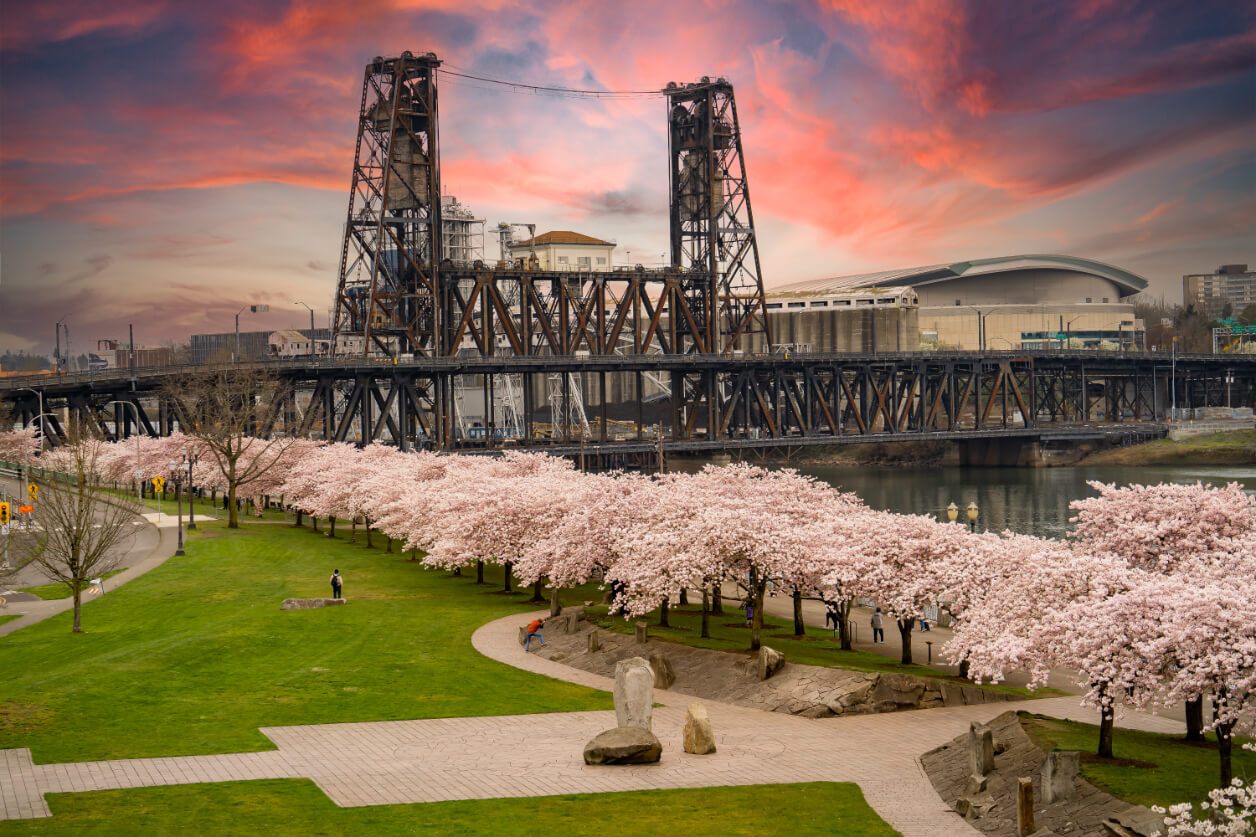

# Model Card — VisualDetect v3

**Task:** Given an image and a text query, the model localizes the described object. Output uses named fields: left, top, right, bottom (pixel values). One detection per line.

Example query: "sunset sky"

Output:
left=1, top=0, right=1252, bottom=356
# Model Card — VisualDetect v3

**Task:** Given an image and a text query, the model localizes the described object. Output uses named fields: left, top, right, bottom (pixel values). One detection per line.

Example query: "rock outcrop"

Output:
left=583, top=727, right=663, bottom=765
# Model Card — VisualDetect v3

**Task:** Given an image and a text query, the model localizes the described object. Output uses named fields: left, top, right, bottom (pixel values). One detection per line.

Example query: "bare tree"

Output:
left=31, top=439, right=140, bottom=633
left=164, top=366, right=295, bottom=528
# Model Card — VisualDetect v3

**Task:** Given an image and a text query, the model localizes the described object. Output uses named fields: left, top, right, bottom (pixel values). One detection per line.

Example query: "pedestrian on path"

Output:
left=871, top=608, right=884, bottom=643
left=918, top=616, right=931, bottom=632
left=330, top=569, right=343, bottom=599
left=524, top=617, right=545, bottom=651
left=824, top=599, right=839, bottom=632
left=743, top=596, right=755, bottom=627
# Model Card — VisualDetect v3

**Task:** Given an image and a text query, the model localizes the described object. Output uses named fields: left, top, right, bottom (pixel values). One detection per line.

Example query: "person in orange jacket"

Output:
left=524, top=617, right=545, bottom=651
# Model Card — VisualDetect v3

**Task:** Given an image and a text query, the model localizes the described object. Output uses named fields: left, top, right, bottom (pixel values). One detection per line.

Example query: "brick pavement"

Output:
left=1, top=609, right=1184, bottom=835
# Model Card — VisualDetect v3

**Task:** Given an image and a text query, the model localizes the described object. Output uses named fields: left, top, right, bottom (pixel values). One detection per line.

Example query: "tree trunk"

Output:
left=502, top=561, right=513, bottom=592
left=658, top=598, right=670, bottom=628
left=678, top=587, right=688, bottom=606
left=364, top=519, right=373, bottom=549
left=749, top=573, right=766, bottom=651
left=329, top=516, right=336, bottom=537
left=227, top=483, right=239, bottom=528
left=549, top=585, right=562, bottom=617
left=958, top=660, right=971, bottom=681
left=294, top=509, right=303, bottom=527
left=711, top=584, right=723, bottom=615
left=384, top=536, right=392, bottom=554
left=349, top=516, right=357, bottom=543
left=700, top=586, right=710, bottom=639
left=476, top=560, right=485, bottom=584
left=528, top=577, right=545, bottom=603
left=897, top=618, right=914, bottom=665
left=1097, top=687, right=1115, bottom=758
left=792, top=589, right=805, bottom=636
left=1184, top=697, right=1205, bottom=742
left=312, top=515, right=319, bottom=533
left=1217, top=719, right=1234, bottom=787
left=71, top=582, right=83, bottom=633
left=837, top=598, right=853, bottom=651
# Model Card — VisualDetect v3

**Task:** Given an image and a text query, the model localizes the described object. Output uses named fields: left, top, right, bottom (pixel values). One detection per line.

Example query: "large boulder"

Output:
left=758, top=646, right=785, bottom=680
left=614, top=657, right=655, bottom=730
left=683, top=703, right=716, bottom=755
left=281, top=598, right=346, bottom=610
left=583, top=726, right=662, bottom=765
left=649, top=652, right=676, bottom=689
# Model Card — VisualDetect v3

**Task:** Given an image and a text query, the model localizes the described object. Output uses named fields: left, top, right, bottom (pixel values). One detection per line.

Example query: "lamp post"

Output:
left=966, top=501, right=979, bottom=532
left=965, top=306, right=989, bottom=351
left=234, top=304, right=269, bottom=363
left=946, top=502, right=959, bottom=523
left=169, top=459, right=185, bottom=556
left=183, top=444, right=199, bottom=530
left=294, top=301, right=316, bottom=356
left=104, top=400, right=143, bottom=504
left=15, top=387, right=46, bottom=455
left=1065, top=316, right=1084, bottom=350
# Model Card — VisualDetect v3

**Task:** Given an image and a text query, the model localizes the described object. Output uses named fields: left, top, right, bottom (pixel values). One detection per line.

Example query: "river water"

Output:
left=791, top=464, right=1256, bottom=538
left=671, top=461, right=1256, bottom=539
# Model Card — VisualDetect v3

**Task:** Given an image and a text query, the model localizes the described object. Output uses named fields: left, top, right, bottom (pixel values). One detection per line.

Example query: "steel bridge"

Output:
left=3, top=350, right=1251, bottom=463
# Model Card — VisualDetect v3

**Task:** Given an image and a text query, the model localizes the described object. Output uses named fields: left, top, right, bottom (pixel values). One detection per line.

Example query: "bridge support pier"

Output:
left=956, top=437, right=1038, bottom=467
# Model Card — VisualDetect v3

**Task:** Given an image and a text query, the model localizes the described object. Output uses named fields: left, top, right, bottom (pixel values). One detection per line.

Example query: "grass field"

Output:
left=1022, top=713, right=1256, bottom=808
left=0, top=614, right=20, bottom=627
left=0, top=519, right=610, bottom=763
left=1082, top=428, right=1256, bottom=466
left=587, top=602, right=1050, bottom=698
left=19, top=569, right=127, bottom=601
left=4, top=781, right=899, bottom=837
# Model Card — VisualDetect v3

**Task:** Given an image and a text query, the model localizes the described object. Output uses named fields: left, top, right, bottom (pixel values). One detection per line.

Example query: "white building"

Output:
left=506, top=230, right=616, bottom=272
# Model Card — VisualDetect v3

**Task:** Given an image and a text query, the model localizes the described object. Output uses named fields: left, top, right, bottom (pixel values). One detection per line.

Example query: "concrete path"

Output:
left=2, top=608, right=1183, bottom=834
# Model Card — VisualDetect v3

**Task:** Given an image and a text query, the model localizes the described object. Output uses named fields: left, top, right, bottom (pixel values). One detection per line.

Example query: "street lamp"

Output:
left=965, top=306, right=989, bottom=351
left=168, top=459, right=185, bottom=556
left=946, top=502, right=959, bottom=523
left=15, top=387, right=46, bottom=455
left=183, top=444, right=199, bottom=530
left=104, top=400, right=143, bottom=504
left=1064, top=316, right=1085, bottom=350
left=294, top=301, right=316, bottom=355
left=235, top=304, right=269, bottom=363
left=966, top=501, right=979, bottom=532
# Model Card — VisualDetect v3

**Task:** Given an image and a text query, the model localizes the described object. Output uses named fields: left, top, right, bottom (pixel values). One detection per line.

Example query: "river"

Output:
left=674, top=461, right=1256, bottom=539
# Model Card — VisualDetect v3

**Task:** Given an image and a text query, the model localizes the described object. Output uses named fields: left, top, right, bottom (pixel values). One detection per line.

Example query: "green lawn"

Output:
left=1, top=781, right=899, bottom=836
left=0, top=519, right=610, bottom=763
left=1021, top=713, right=1256, bottom=808
left=20, top=569, right=127, bottom=601
left=587, top=602, right=1049, bottom=698
left=0, top=614, right=20, bottom=627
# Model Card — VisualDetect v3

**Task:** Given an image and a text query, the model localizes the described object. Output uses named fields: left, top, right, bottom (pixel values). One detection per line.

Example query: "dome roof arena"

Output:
left=771, top=255, right=1149, bottom=300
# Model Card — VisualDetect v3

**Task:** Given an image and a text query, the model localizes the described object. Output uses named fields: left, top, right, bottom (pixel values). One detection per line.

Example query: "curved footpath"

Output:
left=2, top=606, right=1182, bottom=834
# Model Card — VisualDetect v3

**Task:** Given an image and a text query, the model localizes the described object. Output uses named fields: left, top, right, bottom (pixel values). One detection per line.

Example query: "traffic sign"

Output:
left=151, top=475, right=165, bottom=489
left=27, top=484, right=38, bottom=501
left=18, top=505, right=33, bottom=514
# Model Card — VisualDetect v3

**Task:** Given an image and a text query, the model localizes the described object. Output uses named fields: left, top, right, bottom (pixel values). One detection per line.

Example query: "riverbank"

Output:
left=1076, top=429, right=1256, bottom=467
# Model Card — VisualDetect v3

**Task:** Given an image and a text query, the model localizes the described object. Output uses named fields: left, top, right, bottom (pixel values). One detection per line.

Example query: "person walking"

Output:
left=824, top=600, right=840, bottom=633
left=330, top=569, right=343, bottom=599
left=743, top=596, right=755, bottom=628
left=918, top=615, right=931, bottom=632
left=524, top=616, right=545, bottom=651
left=871, top=608, right=884, bottom=644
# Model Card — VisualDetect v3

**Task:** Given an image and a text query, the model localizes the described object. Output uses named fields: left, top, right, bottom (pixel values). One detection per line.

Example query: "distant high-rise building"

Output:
left=1183, top=264, right=1256, bottom=319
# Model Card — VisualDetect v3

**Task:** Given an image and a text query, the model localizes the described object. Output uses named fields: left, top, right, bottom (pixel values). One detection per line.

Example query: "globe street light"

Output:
left=183, top=444, right=199, bottom=530
left=168, top=459, right=184, bottom=557
left=946, top=502, right=959, bottom=523
left=966, top=501, right=979, bottom=532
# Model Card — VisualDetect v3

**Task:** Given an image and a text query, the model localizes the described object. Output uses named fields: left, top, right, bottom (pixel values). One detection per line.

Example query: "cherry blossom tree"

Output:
left=0, top=426, right=39, bottom=465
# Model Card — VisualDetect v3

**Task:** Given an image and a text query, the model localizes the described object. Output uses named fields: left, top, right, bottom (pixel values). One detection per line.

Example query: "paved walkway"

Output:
left=2, top=608, right=1183, bottom=834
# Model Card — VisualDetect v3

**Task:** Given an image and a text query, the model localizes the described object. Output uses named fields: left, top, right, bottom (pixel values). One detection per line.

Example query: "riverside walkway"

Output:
left=1, top=608, right=1182, bottom=835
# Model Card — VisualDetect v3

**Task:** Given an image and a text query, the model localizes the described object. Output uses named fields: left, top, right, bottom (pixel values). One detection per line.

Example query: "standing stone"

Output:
left=683, top=703, right=716, bottom=754
left=1040, top=751, right=1080, bottom=804
left=587, top=629, right=601, bottom=653
left=969, top=720, right=996, bottom=777
left=758, top=646, right=786, bottom=680
left=1016, top=777, right=1035, bottom=837
left=614, top=657, right=654, bottom=731
left=649, top=652, right=676, bottom=689
left=635, top=621, right=649, bottom=644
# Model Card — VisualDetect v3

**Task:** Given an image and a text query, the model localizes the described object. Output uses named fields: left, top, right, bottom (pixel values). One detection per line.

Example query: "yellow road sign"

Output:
left=151, top=476, right=165, bottom=489
left=27, top=484, right=38, bottom=501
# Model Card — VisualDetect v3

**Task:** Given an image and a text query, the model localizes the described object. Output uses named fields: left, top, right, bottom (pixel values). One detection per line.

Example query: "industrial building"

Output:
left=505, top=230, right=616, bottom=272
left=190, top=329, right=330, bottom=365
left=1184, top=264, right=1256, bottom=320
left=753, top=287, right=919, bottom=353
left=770, top=255, right=1147, bottom=351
